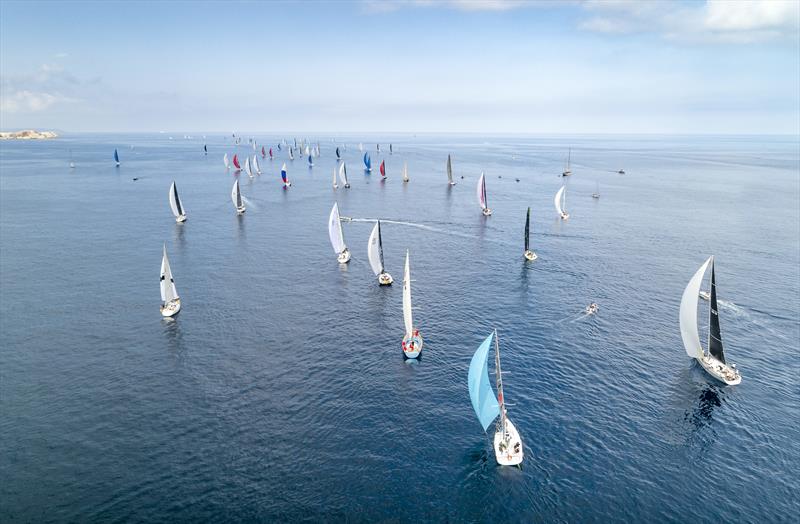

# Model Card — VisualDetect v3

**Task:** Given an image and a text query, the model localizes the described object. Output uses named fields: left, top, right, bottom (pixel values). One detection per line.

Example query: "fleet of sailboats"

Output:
left=367, top=220, right=393, bottom=285
left=477, top=172, right=492, bottom=216
left=401, top=250, right=422, bottom=359
left=328, top=203, right=351, bottom=264
left=159, top=244, right=181, bottom=317
left=168, top=181, right=187, bottom=223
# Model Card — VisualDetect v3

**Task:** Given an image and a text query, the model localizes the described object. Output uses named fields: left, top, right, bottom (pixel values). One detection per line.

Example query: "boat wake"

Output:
left=347, top=218, right=476, bottom=240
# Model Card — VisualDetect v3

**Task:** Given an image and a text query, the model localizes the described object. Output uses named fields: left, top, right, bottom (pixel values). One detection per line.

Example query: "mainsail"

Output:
left=224, top=153, right=230, bottom=169
left=554, top=186, right=566, bottom=216
left=447, top=154, right=453, bottom=184
left=477, top=172, right=487, bottom=210
left=402, top=161, right=409, bottom=182
left=468, top=331, right=501, bottom=432
left=680, top=256, right=712, bottom=359
left=281, top=163, right=289, bottom=185
left=364, top=152, right=371, bottom=171
left=231, top=179, right=243, bottom=209
left=367, top=221, right=384, bottom=276
left=402, top=251, right=413, bottom=337
left=380, top=160, right=386, bottom=178
left=524, top=207, right=531, bottom=251
left=160, top=245, right=179, bottom=303
left=708, top=258, right=726, bottom=363
left=233, top=154, right=241, bottom=169
left=328, top=203, right=347, bottom=254
left=169, top=181, right=184, bottom=218
left=252, top=155, right=261, bottom=174
left=244, top=157, right=253, bottom=177
left=338, top=162, right=349, bottom=187
left=336, top=146, right=341, bottom=160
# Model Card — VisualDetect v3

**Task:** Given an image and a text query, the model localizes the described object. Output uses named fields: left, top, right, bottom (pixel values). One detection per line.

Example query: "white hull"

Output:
left=337, top=249, right=351, bottom=264
left=482, top=208, right=492, bottom=216
left=494, top=417, right=524, bottom=466
left=699, top=291, right=710, bottom=301
left=236, top=206, right=246, bottom=215
left=697, top=355, right=741, bottom=385
left=449, top=182, right=456, bottom=186
left=562, top=171, right=571, bottom=177
left=160, top=298, right=181, bottom=317
left=592, top=194, right=600, bottom=199
left=402, top=333, right=423, bottom=359
left=379, top=272, right=393, bottom=286
left=560, top=213, right=570, bottom=220
left=175, top=215, right=187, bottom=223
left=524, top=250, right=537, bottom=261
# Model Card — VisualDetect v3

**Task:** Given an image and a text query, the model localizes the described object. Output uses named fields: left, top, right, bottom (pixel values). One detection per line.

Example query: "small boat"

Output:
left=233, top=154, right=242, bottom=171
left=338, top=162, right=350, bottom=188
left=555, top=185, right=569, bottom=220
left=401, top=250, right=422, bottom=359
left=379, top=160, right=386, bottom=180
left=368, top=220, right=393, bottom=285
left=332, top=168, right=338, bottom=189
left=288, top=148, right=294, bottom=161
left=261, top=146, right=266, bottom=158
left=281, top=162, right=292, bottom=188
left=252, top=155, right=262, bottom=175
left=358, top=142, right=363, bottom=152
left=328, top=202, right=351, bottom=264
left=114, top=149, right=120, bottom=166
left=592, top=181, right=600, bottom=199
left=269, top=148, right=273, bottom=160
left=469, top=330, right=524, bottom=466
left=231, top=179, right=246, bottom=214
left=308, top=154, right=314, bottom=167
left=699, top=291, right=710, bottom=301
left=586, top=303, right=599, bottom=315
left=523, top=207, right=537, bottom=261
left=244, top=156, right=253, bottom=178
left=336, top=146, right=341, bottom=161
left=402, top=161, right=409, bottom=183
left=168, top=181, right=187, bottom=223
left=160, top=244, right=181, bottom=317
left=477, top=172, right=492, bottom=216
left=203, top=144, right=208, bottom=155
left=224, top=153, right=230, bottom=170
left=364, top=152, right=372, bottom=172
left=447, top=154, right=456, bottom=186
left=562, top=148, right=572, bottom=177
left=618, top=169, right=625, bottom=174
left=680, top=256, right=741, bottom=385
left=69, top=149, right=75, bottom=169
left=389, top=143, right=393, bottom=155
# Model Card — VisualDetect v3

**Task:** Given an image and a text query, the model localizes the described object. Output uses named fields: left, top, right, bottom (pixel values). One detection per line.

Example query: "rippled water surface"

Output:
left=1, top=134, right=798, bottom=522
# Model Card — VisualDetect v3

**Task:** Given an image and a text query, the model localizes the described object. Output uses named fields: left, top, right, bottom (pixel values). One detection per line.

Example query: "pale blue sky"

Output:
left=1, top=0, right=798, bottom=133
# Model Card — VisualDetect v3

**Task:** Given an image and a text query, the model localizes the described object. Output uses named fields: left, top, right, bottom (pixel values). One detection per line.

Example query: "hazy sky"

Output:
left=1, top=0, right=798, bottom=133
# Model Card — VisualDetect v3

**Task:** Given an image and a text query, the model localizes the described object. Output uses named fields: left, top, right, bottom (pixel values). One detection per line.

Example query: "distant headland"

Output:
left=0, top=130, right=58, bottom=140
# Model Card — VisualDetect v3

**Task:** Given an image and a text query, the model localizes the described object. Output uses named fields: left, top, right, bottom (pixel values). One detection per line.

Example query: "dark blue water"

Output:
left=1, top=134, right=798, bottom=522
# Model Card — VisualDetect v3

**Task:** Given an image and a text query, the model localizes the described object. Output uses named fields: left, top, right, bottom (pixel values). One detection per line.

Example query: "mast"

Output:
left=567, top=148, right=571, bottom=171
left=524, top=207, right=530, bottom=251
left=708, top=257, right=726, bottom=363
left=377, top=220, right=385, bottom=272
left=494, top=330, right=507, bottom=437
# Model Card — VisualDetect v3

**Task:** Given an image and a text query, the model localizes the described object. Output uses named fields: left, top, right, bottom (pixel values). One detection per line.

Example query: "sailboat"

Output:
left=336, top=146, right=341, bottom=161
left=281, top=162, right=292, bottom=188
left=592, top=181, right=600, bottom=199
left=233, top=154, right=242, bottom=172
left=69, top=149, right=75, bottom=169
left=289, top=147, right=295, bottom=161
left=269, top=148, right=273, bottom=160
left=358, top=142, right=363, bottom=152
left=244, top=156, right=253, bottom=178
left=332, top=168, right=338, bottom=189
left=679, top=256, right=742, bottom=385
left=364, top=152, right=372, bottom=172
left=252, top=154, right=262, bottom=175
left=231, top=179, right=246, bottom=214
left=308, top=154, right=314, bottom=167
left=524, top=207, right=537, bottom=261
left=159, top=244, right=181, bottom=317
left=261, top=146, right=266, bottom=158
left=389, top=143, right=393, bottom=155
left=555, top=186, right=569, bottom=219
left=402, top=161, right=409, bottom=183
left=168, top=181, right=187, bottom=223
left=338, top=162, right=350, bottom=188
left=477, top=172, right=492, bottom=216
left=468, top=330, right=524, bottom=466
left=379, top=160, right=386, bottom=180
left=447, top=154, right=455, bottom=186
left=328, top=203, right=351, bottom=264
left=401, top=250, right=422, bottom=358
left=114, top=149, right=120, bottom=166
left=224, top=153, right=230, bottom=170
left=377, top=143, right=381, bottom=154
left=562, top=148, right=572, bottom=177
left=368, top=221, right=393, bottom=285
left=204, top=144, right=208, bottom=155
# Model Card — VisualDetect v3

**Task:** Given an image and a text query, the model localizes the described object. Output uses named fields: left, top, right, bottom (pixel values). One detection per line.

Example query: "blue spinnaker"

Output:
left=468, top=331, right=500, bottom=432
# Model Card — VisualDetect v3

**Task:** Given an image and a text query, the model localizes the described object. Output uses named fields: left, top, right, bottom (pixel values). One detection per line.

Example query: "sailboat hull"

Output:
left=494, top=417, right=524, bottom=466
left=378, top=272, right=393, bottom=286
left=402, top=333, right=423, bottom=359
left=175, top=215, right=187, bottom=223
left=337, top=249, right=351, bottom=264
left=236, top=206, right=246, bottom=215
left=524, top=250, right=538, bottom=261
left=482, top=208, right=492, bottom=216
left=560, top=213, right=570, bottom=220
left=160, top=299, right=181, bottom=317
left=697, top=355, right=741, bottom=385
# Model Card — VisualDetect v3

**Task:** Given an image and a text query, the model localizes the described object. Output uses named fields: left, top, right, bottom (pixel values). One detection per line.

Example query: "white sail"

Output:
left=168, top=181, right=183, bottom=218
left=554, top=186, right=566, bottom=216
left=402, top=251, right=413, bottom=337
left=160, top=245, right=179, bottom=303
left=328, top=203, right=347, bottom=254
left=338, top=162, right=349, bottom=187
left=332, top=168, right=338, bottom=188
left=402, top=161, right=409, bottom=182
left=244, top=157, right=252, bottom=177
left=367, top=222, right=383, bottom=276
left=252, top=155, right=261, bottom=174
left=477, top=172, right=487, bottom=210
left=231, top=179, right=242, bottom=208
left=223, top=153, right=230, bottom=169
left=680, top=257, right=711, bottom=359
left=447, top=155, right=453, bottom=184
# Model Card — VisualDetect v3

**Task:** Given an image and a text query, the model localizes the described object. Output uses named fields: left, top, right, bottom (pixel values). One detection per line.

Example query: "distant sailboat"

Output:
left=332, top=168, right=338, bottom=189
left=114, top=149, right=120, bottom=166
left=252, top=155, right=262, bottom=175
left=389, top=143, right=393, bottom=155
left=402, top=161, right=409, bottom=183
left=469, top=330, right=524, bottom=466
left=335, top=146, right=341, bottom=161
left=281, top=162, right=292, bottom=188
left=168, top=181, right=187, bottom=223
left=364, top=152, right=371, bottom=172
left=261, top=146, right=266, bottom=158
left=401, top=250, right=422, bottom=359
left=379, top=160, right=386, bottom=180
left=562, top=148, right=572, bottom=177
left=524, top=207, right=537, bottom=261
left=289, top=147, right=295, bottom=161
left=592, top=181, right=600, bottom=199
left=160, top=244, right=181, bottom=317
left=477, top=172, right=492, bottom=216
left=377, top=143, right=381, bottom=154
left=447, top=154, right=455, bottom=186
left=368, top=221, right=393, bottom=285
left=224, top=153, right=230, bottom=170
left=308, top=154, right=314, bottom=167
left=231, top=179, right=246, bottom=214
left=269, top=148, right=273, bottom=160
left=680, top=256, right=742, bottom=385
left=328, top=202, right=351, bottom=264
left=244, top=156, right=253, bottom=178
left=555, top=185, right=569, bottom=219
left=69, top=149, right=75, bottom=169
left=338, top=162, right=350, bottom=188
left=358, top=142, right=363, bottom=152
left=204, top=144, right=208, bottom=155
left=233, top=154, right=242, bottom=171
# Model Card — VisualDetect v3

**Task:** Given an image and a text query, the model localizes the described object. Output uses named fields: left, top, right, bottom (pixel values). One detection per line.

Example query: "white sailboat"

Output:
left=338, top=162, right=350, bottom=188
left=252, top=154, right=262, bottom=175
left=368, top=221, right=393, bottom=285
left=555, top=185, right=569, bottom=219
left=328, top=203, right=351, bottom=264
left=168, top=181, right=187, bottom=223
left=231, top=179, right=246, bottom=214
left=288, top=147, right=294, bottom=161
left=223, top=153, right=230, bottom=170
left=401, top=251, right=422, bottom=358
left=477, top=172, right=492, bottom=216
left=159, top=244, right=181, bottom=317
left=447, top=154, right=456, bottom=186
left=332, top=168, right=338, bottom=189
left=680, top=256, right=742, bottom=385
left=244, top=157, right=253, bottom=178
left=402, top=161, right=409, bottom=183
left=562, top=148, right=572, bottom=177
left=469, top=330, right=524, bottom=466
left=592, top=180, right=600, bottom=199
left=524, top=207, right=537, bottom=261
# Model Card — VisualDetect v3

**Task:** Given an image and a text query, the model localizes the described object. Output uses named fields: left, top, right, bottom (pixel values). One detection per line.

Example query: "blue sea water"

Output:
left=1, top=133, right=798, bottom=522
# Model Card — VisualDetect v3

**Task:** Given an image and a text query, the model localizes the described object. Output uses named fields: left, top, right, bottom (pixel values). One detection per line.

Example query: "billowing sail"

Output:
left=338, top=162, right=349, bottom=187
left=708, top=259, right=725, bottom=363
left=281, top=163, right=289, bottom=184
left=680, top=256, right=712, bottom=360
left=169, top=181, right=184, bottom=218
left=224, top=153, right=230, bottom=169
left=233, top=154, right=241, bottom=169
left=231, top=179, right=243, bottom=209
left=380, top=160, right=386, bottom=177
left=269, top=148, right=273, bottom=159
left=402, top=251, right=413, bottom=337
left=328, top=203, right=347, bottom=254
left=477, top=172, right=487, bottom=210
left=367, top=221, right=384, bottom=276
left=469, top=331, right=501, bottom=432
left=447, top=154, right=453, bottom=184
left=554, top=186, right=566, bottom=216
left=364, top=152, right=371, bottom=171
left=289, top=148, right=294, bottom=160
left=261, top=146, right=266, bottom=157
left=252, top=155, right=261, bottom=174
left=114, top=149, right=120, bottom=164
left=332, top=168, right=338, bottom=188
left=524, top=207, right=531, bottom=251
left=336, top=147, right=341, bottom=160
left=390, top=143, right=393, bottom=154
left=160, top=245, right=179, bottom=303
left=402, top=161, right=409, bottom=182
left=308, top=154, right=313, bottom=166
left=204, top=144, right=208, bottom=154
left=244, top=157, right=252, bottom=177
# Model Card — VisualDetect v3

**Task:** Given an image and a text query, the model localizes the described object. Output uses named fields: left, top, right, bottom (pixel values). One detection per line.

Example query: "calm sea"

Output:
left=1, top=133, right=798, bottom=522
